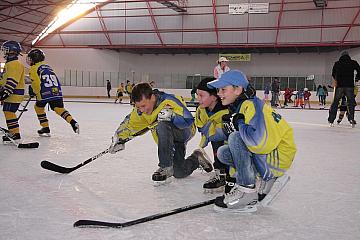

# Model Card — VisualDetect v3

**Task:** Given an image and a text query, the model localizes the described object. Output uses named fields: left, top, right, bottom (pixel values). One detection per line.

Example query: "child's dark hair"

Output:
left=131, top=82, right=153, bottom=102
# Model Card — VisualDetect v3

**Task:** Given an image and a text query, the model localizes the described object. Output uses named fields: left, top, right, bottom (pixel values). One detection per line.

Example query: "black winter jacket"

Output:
left=332, top=55, right=360, bottom=87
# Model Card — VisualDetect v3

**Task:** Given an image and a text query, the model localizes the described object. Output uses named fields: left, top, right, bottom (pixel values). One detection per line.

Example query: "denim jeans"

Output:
left=328, top=87, right=356, bottom=123
left=271, top=92, right=279, bottom=106
left=217, top=132, right=256, bottom=186
left=156, top=121, right=197, bottom=178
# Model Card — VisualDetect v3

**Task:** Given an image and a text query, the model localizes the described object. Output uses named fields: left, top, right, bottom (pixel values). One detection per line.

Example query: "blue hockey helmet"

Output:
left=1, top=40, right=22, bottom=59
left=27, top=48, right=45, bottom=66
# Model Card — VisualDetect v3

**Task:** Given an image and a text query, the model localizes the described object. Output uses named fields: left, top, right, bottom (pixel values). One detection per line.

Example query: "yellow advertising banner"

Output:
left=219, top=54, right=251, bottom=62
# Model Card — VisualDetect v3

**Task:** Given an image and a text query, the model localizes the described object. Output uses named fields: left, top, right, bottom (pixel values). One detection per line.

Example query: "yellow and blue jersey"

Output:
left=115, top=90, right=195, bottom=144
left=232, top=96, right=296, bottom=175
left=0, top=58, right=25, bottom=103
left=195, top=101, right=228, bottom=148
left=29, top=61, right=62, bottom=102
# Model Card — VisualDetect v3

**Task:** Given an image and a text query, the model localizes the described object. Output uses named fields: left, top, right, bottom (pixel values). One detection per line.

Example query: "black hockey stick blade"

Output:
left=74, top=198, right=216, bottom=228
left=41, top=160, right=75, bottom=174
left=18, top=142, right=39, bottom=148
left=41, top=148, right=110, bottom=174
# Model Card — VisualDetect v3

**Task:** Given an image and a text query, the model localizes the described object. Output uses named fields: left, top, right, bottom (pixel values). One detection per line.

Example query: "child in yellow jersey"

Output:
left=114, top=83, right=124, bottom=103
left=125, top=80, right=133, bottom=104
left=0, top=40, right=25, bottom=142
left=194, top=77, right=229, bottom=192
left=208, top=70, right=296, bottom=213
left=27, top=49, right=79, bottom=136
left=108, top=82, right=213, bottom=185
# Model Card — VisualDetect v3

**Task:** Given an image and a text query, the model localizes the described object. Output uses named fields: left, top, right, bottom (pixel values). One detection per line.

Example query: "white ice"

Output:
left=0, top=100, right=359, bottom=240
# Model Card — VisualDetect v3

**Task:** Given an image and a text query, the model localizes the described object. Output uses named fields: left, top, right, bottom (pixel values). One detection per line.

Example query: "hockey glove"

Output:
left=0, top=88, right=11, bottom=101
left=109, top=134, right=126, bottom=154
left=222, top=114, right=236, bottom=136
left=157, top=108, right=174, bottom=122
left=231, top=113, right=245, bottom=131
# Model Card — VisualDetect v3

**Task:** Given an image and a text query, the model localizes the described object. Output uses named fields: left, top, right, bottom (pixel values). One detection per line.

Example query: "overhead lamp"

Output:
left=157, top=1, right=187, bottom=12
left=313, top=0, right=327, bottom=8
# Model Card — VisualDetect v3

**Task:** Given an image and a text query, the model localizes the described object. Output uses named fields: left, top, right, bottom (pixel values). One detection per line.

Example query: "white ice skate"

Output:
left=259, top=174, right=290, bottom=207
left=213, top=184, right=258, bottom=213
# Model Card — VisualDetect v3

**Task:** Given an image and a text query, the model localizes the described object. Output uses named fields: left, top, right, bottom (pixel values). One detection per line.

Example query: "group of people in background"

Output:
left=112, top=80, right=156, bottom=104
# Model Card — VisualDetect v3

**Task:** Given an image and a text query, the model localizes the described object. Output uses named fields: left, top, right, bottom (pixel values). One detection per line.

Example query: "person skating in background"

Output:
left=322, top=85, right=328, bottom=107
left=270, top=77, right=280, bottom=107
left=114, top=83, right=124, bottom=103
left=316, top=85, right=324, bottom=106
left=108, top=82, right=213, bottom=185
left=328, top=51, right=359, bottom=127
left=295, top=89, right=304, bottom=108
left=207, top=70, right=296, bottom=212
left=283, top=87, right=293, bottom=107
left=106, top=80, right=112, bottom=98
left=303, top=88, right=311, bottom=109
left=27, top=48, right=79, bottom=136
left=0, top=40, right=25, bottom=142
left=125, top=80, right=132, bottom=103
left=214, top=57, right=230, bottom=79
left=263, top=82, right=270, bottom=104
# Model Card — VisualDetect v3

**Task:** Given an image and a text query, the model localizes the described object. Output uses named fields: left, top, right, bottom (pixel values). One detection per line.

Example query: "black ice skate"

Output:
left=70, top=120, right=80, bottom=134
left=2, top=132, right=21, bottom=144
left=38, top=127, right=51, bottom=137
left=350, top=119, right=357, bottom=128
left=152, top=166, right=174, bottom=186
left=203, top=169, right=226, bottom=193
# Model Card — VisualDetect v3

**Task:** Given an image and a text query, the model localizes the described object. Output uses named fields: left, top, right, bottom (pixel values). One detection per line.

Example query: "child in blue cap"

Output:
left=208, top=70, right=297, bottom=212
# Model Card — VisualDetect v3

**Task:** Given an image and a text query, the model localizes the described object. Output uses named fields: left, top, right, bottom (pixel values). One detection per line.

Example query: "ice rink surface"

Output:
left=1, top=100, right=359, bottom=240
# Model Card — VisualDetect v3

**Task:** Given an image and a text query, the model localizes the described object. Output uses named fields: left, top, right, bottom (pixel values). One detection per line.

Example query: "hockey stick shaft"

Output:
left=74, top=198, right=216, bottom=228
left=41, top=122, right=158, bottom=174
left=18, top=97, right=32, bottom=120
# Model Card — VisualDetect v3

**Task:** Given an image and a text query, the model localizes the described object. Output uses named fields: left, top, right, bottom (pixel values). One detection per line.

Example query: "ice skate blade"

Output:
left=203, top=186, right=225, bottom=194
left=153, top=177, right=172, bottom=187
left=38, top=133, right=51, bottom=137
left=3, top=140, right=20, bottom=145
left=213, top=204, right=257, bottom=213
left=260, top=174, right=290, bottom=207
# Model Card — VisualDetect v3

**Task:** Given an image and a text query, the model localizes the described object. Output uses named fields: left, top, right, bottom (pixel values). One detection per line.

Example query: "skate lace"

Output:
left=224, top=185, right=243, bottom=202
left=205, top=172, right=220, bottom=184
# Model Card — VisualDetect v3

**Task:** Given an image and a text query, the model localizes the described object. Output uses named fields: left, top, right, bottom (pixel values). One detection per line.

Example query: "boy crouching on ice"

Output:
left=207, top=70, right=297, bottom=212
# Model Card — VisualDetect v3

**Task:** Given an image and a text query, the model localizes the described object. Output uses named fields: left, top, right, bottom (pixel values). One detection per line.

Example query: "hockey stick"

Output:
left=74, top=198, right=216, bottom=228
left=41, top=122, right=158, bottom=174
left=17, top=97, right=32, bottom=119
left=0, top=126, right=39, bottom=149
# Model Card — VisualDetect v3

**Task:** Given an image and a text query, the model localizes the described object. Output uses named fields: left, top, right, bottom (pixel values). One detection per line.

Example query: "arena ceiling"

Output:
left=1, top=0, right=360, bottom=54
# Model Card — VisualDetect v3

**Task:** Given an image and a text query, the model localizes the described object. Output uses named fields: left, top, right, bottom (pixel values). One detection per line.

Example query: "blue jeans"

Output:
left=217, top=131, right=276, bottom=185
left=156, top=121, right=197, bottom=178
left=217, top=132, right=256, bottom=186
left=328, top=87, right=356, bottom=123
